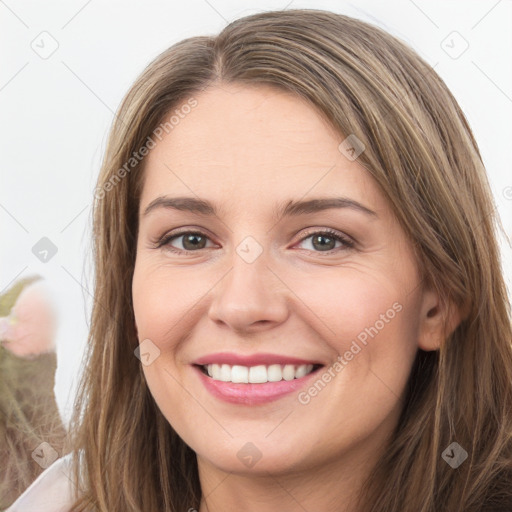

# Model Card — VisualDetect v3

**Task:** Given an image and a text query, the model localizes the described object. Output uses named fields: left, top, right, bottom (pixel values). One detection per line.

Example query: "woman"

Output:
left=7, top=8, right=512, bottom=512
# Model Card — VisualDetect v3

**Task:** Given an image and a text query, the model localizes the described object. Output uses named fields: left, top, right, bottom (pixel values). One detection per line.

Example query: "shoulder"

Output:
left=5, top=452, right=77, bottom=512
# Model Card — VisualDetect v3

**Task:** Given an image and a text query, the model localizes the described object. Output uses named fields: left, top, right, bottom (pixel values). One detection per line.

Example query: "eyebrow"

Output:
left=142, top=196, right=377, bottom=219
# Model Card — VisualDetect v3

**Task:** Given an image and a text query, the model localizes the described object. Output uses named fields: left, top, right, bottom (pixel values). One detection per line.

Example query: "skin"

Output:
left=132, top=83, right=448, bottom=512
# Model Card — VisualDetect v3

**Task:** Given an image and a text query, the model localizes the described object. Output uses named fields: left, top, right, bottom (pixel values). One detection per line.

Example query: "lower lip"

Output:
left=193, top=365, right=322, bottom=405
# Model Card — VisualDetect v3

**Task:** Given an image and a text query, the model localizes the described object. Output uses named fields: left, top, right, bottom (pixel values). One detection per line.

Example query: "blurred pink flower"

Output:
left=0, top=280, right=57, bottom=358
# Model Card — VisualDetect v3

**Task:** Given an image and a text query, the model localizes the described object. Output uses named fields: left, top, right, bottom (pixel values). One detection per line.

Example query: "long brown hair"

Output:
left=67, top=9, right=512, bottom=511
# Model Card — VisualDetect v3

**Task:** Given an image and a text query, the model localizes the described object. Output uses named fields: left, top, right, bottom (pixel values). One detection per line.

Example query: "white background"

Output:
left=1, top=0, right=511, bottom=425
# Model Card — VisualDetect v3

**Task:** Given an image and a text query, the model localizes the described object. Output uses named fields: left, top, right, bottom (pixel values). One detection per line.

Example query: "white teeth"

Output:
left=267, top=364, right=283, bottom=382
left=204, top=363, right=315, bottom=383
left=295, top=364, right=309, bottom=378
left=282, top=365, right=296, bottom=381
left=249, top=365, right=268, bottom=383
left=231, top=365, right=249, bottom=383
left=220, top=364, right=231, bottom=382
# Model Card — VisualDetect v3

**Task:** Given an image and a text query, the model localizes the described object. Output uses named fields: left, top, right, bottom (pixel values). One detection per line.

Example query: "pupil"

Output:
left=313, top=234, right=334, bottom=251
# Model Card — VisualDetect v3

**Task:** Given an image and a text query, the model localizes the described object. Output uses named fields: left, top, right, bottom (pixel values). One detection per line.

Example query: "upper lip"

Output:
left=193, top=352, right=325, bottom=367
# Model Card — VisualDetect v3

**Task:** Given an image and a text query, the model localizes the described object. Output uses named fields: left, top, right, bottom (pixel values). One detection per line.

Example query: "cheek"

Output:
left=290, top=269, right=420, bottom=399
left=291, top=269, right=415, bottom=348
left=285, top=275, right=419, bottom=454
left=131, top=261, right=212, bottom=344
left=132, top=263, right=200, bottom=433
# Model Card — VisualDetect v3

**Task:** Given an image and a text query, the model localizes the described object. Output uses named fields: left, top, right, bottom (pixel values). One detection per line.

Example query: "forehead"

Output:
left=140, top=83, right=385, bottom=215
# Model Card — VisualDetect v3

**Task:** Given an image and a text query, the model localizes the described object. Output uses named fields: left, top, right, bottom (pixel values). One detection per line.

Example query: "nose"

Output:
left=207, top=248, right=289, bottom=334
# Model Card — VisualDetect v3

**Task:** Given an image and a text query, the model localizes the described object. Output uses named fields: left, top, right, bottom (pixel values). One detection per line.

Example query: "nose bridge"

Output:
left=207, top=234, right=289, bottom=330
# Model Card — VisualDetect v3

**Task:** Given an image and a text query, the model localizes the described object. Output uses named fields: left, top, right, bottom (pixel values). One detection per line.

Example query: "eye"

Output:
left=156, top=230, right=215, bottom=252
left=295, top=229, right=354, bottom=253
left=155, top=228, right=354, bottom=255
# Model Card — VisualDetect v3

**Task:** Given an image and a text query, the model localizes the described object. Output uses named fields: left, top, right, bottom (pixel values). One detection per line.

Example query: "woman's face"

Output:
left=132, top=83, right=437, bottom=479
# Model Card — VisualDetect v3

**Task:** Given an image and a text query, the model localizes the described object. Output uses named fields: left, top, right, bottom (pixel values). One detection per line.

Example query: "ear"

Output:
left=417, top=287, right=463, bottom=351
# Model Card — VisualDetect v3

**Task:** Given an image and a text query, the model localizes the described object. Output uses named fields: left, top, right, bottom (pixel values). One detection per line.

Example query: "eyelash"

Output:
left=154, top=228, right=355, bottom=255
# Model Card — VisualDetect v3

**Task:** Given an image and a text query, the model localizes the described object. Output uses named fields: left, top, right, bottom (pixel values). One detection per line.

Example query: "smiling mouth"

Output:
left=195, top=363, right=324, bottom=384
